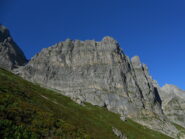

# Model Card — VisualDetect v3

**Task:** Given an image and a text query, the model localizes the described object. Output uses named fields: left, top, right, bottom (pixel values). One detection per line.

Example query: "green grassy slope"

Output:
left=0, top=68, right=172, bottom=139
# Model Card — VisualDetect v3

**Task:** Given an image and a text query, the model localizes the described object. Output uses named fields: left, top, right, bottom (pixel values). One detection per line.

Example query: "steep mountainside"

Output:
left=0, top=25, right=27, bottom=70
left=0, top=68, right=173, bottom=139
left=18, top=37, right=178, bottom=137
left=19, top=37, right=161, bottom=116
left=19, top=37, right=162, bottom=117
left=160, top=84, right=185, bottom=128
left=1, top=25, right=185, bottom=138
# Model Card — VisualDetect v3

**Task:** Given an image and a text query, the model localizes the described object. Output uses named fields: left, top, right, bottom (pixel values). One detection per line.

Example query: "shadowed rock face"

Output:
left=160, top=84, right=185, bottom=128
left=0, top=25, right=27, bottom=70
left=19, top=36, right=163, bottom=118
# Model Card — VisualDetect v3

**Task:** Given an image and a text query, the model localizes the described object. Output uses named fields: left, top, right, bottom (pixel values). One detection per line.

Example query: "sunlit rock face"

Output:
left=19, top=36, right=162, bottom=117
left=0, top=25, right=27, bottom=70
left=160, top=84, right=185, bottom=128
left=18, top=36, right=179, bottom=137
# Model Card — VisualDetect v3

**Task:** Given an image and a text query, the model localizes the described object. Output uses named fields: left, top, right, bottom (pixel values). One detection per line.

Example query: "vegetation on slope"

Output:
left=0, top=68, right=172, bottom=139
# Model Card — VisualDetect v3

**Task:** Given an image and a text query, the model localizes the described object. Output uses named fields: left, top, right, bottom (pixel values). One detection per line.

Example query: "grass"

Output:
left=0, top=68, right=172, bottom=139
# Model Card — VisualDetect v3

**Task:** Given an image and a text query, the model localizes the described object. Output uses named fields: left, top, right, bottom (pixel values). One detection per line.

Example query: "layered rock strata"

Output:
left=18, top=37, right=179, bottom=137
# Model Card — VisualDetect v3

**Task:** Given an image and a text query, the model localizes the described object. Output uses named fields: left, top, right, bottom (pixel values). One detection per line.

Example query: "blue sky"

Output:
left=1, top=0, right=185, bottom=90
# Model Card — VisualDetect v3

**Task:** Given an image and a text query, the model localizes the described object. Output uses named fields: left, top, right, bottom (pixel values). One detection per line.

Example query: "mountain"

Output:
left=19, top=37, right=161, bottom=116
left=1, top=25, right=185, bottom=138
left=160, top=84, right=185, bottom=128
left=18, top=37, right=178, bottom=137
left=0, top=25, right=27, bottom=70
left=0, top=68, right=173, bottom=139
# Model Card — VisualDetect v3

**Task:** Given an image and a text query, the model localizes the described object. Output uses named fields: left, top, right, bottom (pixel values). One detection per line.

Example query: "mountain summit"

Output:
left=19, top=38, right=161, bottom=116
left=0, top=25, right=27, bottom=70
left=1, top=25, right=185, bottom=138
left=18, top=37, right=178, bottom=137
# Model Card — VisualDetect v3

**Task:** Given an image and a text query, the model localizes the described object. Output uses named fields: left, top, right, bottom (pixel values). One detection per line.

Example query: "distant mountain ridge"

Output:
left=0, top=25, right=185, bottom=138
left=160, top=84, right=185, bottom=128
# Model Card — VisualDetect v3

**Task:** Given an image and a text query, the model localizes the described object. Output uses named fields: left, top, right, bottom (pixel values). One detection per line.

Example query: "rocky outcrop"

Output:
left=19, top=37, right=162, bottom=117
left=0, top=25, right=27, bottom=70
left=18, top=36, right=178, bottom=137
left=2, top=24, right=185, bottom=138
left=160, top=84, right=185, bottom=128
left=112, top=127, right=127, bottom=139
left=130, top=56, right=163, bottom=117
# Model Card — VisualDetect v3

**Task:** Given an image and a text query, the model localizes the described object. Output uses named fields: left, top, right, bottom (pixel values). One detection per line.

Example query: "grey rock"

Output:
left=179, top=133, right=185, bottom=139
left=160, top=84, right=185, bottom=128
left=120, top=115, right=126, bottom=121
left=112, top=127, right=127, bottom=139
left=18, top=37, right=178, bottom=137
left=19, top=38, right=162, bottom=117
left=131, top=56, right=163, bottom=116
left=135, top=117, right=178, bottom=138
left=0, top=25, right=27, bottom=70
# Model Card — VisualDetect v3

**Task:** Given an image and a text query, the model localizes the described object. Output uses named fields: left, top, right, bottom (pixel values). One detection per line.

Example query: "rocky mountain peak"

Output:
left=0, top=24, right=10, bottom=41
left=1, top=25, right=185, bottom=137
left=102, top=36, right=117, bottom=42
left=0, top=25, right=27, bottom=70
left=161, top=84, right=185, bottom=98
left=162, top=84, right=183, bottom=90
left=131, top=56, right=142, bottom=68
left=18, top=37, right=181, bottom=136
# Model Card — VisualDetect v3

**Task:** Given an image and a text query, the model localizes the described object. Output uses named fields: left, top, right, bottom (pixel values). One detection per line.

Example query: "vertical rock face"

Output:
left=0, top=25, right=27, bottom=70
left=7, top=36, right=179, bottom=137
left=1, top=25, right=184, bottom=137
left=19, top=36, right=163, bottom=118
left=131, top=56, right=163, bottom=116
left=160, top=84, right=185, bottom=128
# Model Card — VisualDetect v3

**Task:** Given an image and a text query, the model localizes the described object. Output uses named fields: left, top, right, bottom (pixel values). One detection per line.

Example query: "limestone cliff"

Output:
left=18, top=36, right=179, bottom=137
left=19, top=37, right=161, bottom=116
left=2, top=25, right=185, bottom=137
